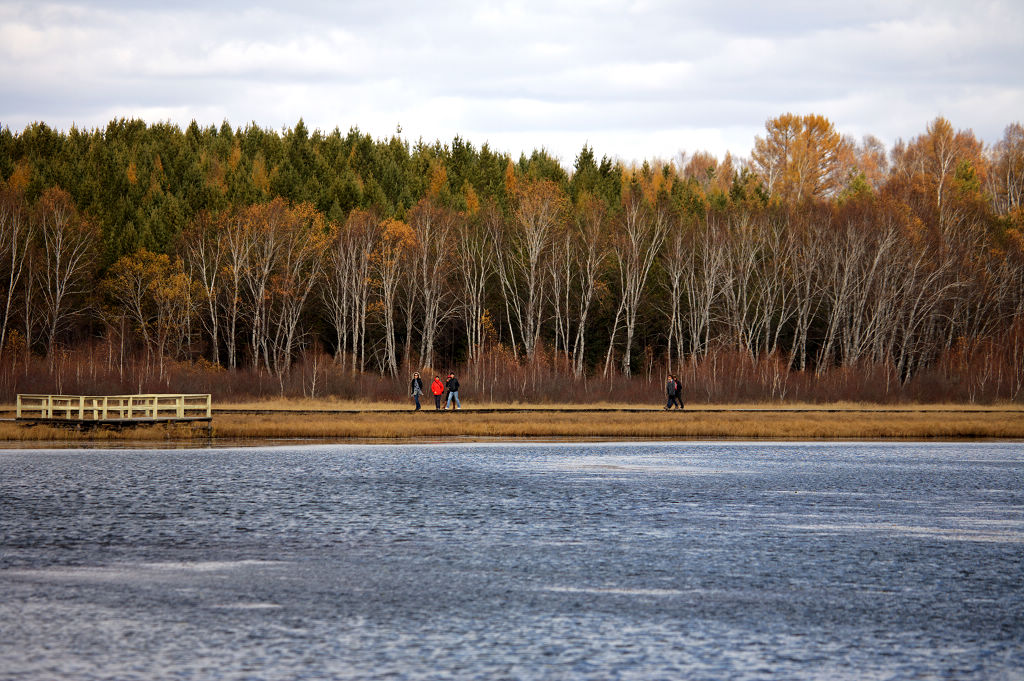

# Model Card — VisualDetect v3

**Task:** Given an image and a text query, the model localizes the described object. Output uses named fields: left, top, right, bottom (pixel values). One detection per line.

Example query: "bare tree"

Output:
left=547, top=216, right=574, bottom=365
left=786, top=212, right=825, bottom=371
left=816, top=217, right=873, bottom=372
left=661, top=217, right=688, bottom=372
left=34, top=188, right=97, bottom=365
left=603, top=187, right=668, bottom=376
left=409, top=198, right=457, bottom=369
left=0, top=185, right=31, bottom=361
left=455, top=204, right=494, bottom=363
left=323, top=209, right=379, bottom=372
left=243, top=200, right=286, bottom=371
left=373, top=218, right=415, bottom=375
left=264, top=205, right=329, bottom=383
left=989, top=122, right=1024, bottom=215
left=569, top=194, right=611, bottom=376
left=217, top=208, right=252, bottom=369
left=749, top=213, right=796, bottom=357
left=493, top=179, right=567, bottom=359
left=717, top=213, right=761, bottom=357
left=179, top=211, right=224, bottom=365
left=682, top=218, right=727, bottom=361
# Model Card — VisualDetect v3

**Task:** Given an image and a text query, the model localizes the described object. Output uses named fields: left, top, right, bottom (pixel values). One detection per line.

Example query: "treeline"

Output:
left=0, top=114, right=1022, bottom=403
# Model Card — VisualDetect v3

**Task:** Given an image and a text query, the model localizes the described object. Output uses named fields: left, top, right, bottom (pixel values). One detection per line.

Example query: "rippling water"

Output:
left=1, top=442, right=1022, bottom=680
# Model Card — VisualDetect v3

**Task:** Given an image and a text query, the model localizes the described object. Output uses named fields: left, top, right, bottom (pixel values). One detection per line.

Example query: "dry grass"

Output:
left=1, top=403, right=1022, bottom=442
left=212, top=398, right=1024, bottom=412
left=0, top=420, right=210, bottom=442
left=207, top=409, right=1024, bottom=440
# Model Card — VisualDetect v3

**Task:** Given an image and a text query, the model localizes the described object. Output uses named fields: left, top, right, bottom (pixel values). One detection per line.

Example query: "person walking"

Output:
left=431, top=375, right=445, bottom=410
left=410, top=371, right=423, bottom=410
left=665, top=374, right=678, bottom=410
left=672, top=375, right=684, bottom=410
left=445, top=372, right=461, bottom=410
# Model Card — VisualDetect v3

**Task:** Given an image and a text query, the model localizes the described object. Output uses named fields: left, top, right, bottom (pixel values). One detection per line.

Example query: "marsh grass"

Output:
left=1, top=404, right=1021, bottom=441
left=0, top=420, right=210, bottom=442
left=211, top=398, right=1023, bottom=412
left=207, top=409, right=1024, bottom=440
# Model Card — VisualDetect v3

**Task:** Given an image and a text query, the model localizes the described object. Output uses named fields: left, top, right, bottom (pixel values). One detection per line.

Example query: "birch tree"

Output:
left=102, top=249, right=196, bottom=379
left=408, top=198, right=456, bottom=369
left=493, top=178, right=566, bottom=359
left=34, top=188, right=98, bottom=364
left=989, top=122, right=1024, bottom=215
left=322, top=209, right=379, bottom=371
left=373, top=218, right=415, bottom=375
left=179, top=211, right=224, bottom=365
left=243, top=200, right=286, bottom=371
left=569, top=193, right=611, bottom=376
left=265, top=203, right=329, bottom=382
left=661, top=216, right=688, bottom=372
left=217, top=208, right=251, bottom=369
left=891, top=117, right=984, bottom=232
left=0, top=185, right=31, bottom=361
left=603, top=187, right=668, bottom=376
left=455, top=203, right=494, bottom=363
left=682, top=219, right=727, bottom=361
left=786, top=211, right=825, bottom=371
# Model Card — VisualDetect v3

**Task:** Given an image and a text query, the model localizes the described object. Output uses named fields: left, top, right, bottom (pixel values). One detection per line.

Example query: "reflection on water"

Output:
left=1, top=441, right=1022, bottom=680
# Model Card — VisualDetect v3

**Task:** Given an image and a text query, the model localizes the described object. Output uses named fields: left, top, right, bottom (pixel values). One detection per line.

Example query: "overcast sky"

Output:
left=1, top=1, right=1021, bottom=166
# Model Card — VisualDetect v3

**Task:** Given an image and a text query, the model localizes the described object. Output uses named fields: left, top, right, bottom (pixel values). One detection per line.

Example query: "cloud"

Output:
left=0, top=0, right=1022, bottom=164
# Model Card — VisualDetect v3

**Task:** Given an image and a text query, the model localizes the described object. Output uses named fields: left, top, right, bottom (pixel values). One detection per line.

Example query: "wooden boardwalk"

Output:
left=16, top=394, right=212, bottom=430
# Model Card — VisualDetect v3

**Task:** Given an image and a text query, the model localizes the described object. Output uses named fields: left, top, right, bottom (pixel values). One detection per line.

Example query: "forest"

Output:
left=0, top=113, right=1022, bottom=404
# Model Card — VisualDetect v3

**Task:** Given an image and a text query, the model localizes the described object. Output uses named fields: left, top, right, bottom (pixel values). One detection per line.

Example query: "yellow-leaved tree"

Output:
left=752, top=113, right=852, bottom=203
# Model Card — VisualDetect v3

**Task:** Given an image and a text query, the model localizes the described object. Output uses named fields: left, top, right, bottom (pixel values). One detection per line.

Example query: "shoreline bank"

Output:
left=2, top=404, right=1022, bottom=443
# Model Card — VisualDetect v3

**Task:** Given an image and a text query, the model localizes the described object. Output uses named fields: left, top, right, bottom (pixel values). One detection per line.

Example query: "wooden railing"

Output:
left=16, top=394, right=212, bottom=422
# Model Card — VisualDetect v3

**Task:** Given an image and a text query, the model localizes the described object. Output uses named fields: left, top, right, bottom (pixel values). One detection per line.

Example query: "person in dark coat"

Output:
left=672, top=375, right=684, bottom=410
left=445, top=373, right=461, bottom=410
left=410, top=372, right=423, bottom=410
left=665, top=374, right=678, bottom=410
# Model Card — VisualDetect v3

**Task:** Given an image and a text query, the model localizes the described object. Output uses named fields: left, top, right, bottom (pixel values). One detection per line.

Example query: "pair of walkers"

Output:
left=410, top=372, right=460, bottom=410
left=665, top=374, right=684, bottom=410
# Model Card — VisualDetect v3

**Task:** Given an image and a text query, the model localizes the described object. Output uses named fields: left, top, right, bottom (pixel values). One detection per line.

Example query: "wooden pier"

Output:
left=16, top=393, right=212, bottom=430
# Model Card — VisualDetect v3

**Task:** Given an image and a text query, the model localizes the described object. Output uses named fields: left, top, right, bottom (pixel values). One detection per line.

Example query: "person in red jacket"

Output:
left=430, top=375, right=445, bottom=410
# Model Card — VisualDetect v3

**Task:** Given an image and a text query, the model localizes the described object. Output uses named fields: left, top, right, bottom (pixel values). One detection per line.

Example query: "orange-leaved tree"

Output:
left=752, top=113, right=852, bottom=203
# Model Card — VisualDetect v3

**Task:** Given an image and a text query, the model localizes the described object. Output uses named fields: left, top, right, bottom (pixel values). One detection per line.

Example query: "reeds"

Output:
left=2, top=406, right=1021, bottom=442
left=207, top=409, right=1024, bottom=440
left=2, top=341, right=1023, bottom=406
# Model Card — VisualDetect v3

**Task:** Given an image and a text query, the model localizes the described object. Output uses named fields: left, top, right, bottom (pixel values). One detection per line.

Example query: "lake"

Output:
left=1, top=441, right=1022, bottom=680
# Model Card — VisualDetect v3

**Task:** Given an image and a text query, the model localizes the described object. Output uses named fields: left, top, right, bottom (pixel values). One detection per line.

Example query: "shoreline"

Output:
left=2, top=435, right=1023, bottom=451
left=1, top=403, right=1022, bottom=444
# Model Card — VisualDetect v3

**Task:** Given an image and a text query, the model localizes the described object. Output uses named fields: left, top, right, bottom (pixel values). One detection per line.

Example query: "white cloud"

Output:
left=0, top=0, right=1021, bottom=165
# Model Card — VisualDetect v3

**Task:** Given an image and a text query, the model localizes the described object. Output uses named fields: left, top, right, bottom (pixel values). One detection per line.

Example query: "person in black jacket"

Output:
left=410, top=372, right=423, bottom=410
left=672, top=375, right=684, bottom=410
left=665, top=374, right=678, bottom=410
left=444, top=373, right=461, bottom=410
